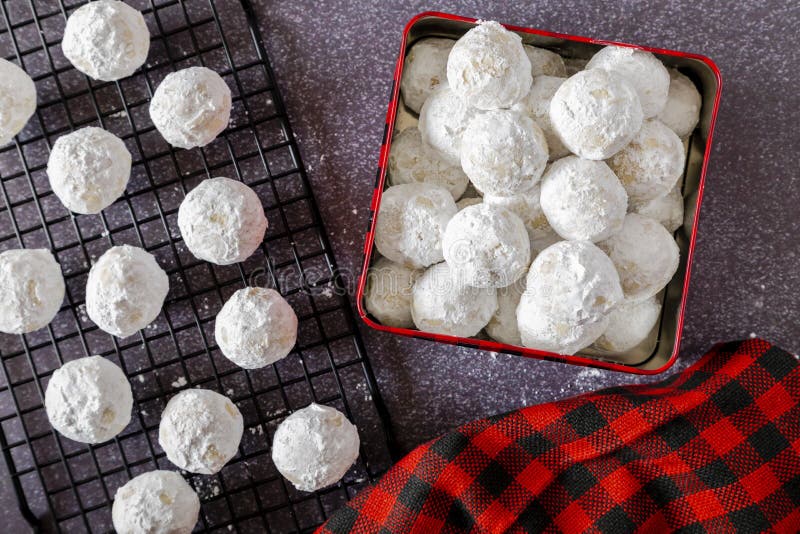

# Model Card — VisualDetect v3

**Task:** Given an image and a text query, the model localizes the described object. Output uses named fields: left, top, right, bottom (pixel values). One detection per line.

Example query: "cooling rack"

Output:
left=0, top=0, right=397, bottom=532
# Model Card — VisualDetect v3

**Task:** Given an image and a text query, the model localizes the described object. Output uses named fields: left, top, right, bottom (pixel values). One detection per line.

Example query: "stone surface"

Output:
left=2, top=0, right=800, bottom=529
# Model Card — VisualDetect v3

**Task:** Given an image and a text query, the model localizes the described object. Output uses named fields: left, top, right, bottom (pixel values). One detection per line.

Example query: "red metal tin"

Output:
left=356, top=12, right=722, bottom=374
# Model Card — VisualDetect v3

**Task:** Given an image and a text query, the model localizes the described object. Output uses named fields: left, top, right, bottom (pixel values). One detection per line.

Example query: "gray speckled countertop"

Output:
left=3, top=0, right=800, bottom=530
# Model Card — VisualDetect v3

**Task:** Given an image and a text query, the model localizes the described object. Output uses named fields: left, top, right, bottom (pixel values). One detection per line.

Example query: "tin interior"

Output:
left=365, top=14, right=720, bottom=372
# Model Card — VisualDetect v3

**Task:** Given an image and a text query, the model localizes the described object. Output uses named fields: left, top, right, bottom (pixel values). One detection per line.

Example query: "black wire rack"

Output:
left=0, top=0, right=397, bottom=532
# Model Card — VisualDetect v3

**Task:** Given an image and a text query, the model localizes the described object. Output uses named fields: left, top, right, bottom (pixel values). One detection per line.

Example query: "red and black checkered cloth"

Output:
left=318, top=339, right=800, bottom=533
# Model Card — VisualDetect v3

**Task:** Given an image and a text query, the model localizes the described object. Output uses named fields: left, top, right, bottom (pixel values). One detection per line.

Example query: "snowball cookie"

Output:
left=523, top=45, right=567, bottom=77
left=485, top=278, right=526, bottom=346
left=461, top=110, right=548, bottom=196
left=631, top=185, right=684, bottom=233
left=658, top=69, right=702, bottom=138
left=178, top=177, right=267, bottom=265
left=447, top=21, right=531, bottom=110
left=607, top=119, right=685, bottom=204
left=550, top=68, right=643, bottom=160
left=47, top=127, right=132, bottom=214
left=272, top=403, right=360, bottom=492
left=513, top=75, right=570, bottom=160
left=442, top=203, right=530, bottom=288
left=0, top=249, right=64, bottom=334
left=150, top=67, right=231, bottom=149
left=45, top=355, right=132, bottom=443
left=593, top=296, right=661, bottom=353
left=215, top=287, right=298, bottom=369
left=540, top=156, right=628, bottom=242
left=159, top=389, right=243, bottom=474
left=418, top=85, right=477, bottom=165
left=411, top=262, right=497, bottom=337
left=86, top=245, right=169, bottom=337
left=517, top=241, right=623, bottom=354
left=374, top=183, right=457, bottom=269
left=400, top=38, right=454, bottom=114
left=598, top=213, right=680, bottom=302
left=112, top=471, right=200, bottom=534
left=0, top=59, right=36, bottom=145
left=387, top=128, right=468, bottom=200
left=483, top=184, right=561, bottom=252
left=586, top=46, right=670, bottom=118
left=62, top=0, right=149, bottom=81
left=364, top=257, right=419, bottom=328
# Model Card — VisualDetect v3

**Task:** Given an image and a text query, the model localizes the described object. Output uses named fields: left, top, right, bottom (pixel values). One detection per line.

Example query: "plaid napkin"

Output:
left=318, top=339, right=799, bottom=533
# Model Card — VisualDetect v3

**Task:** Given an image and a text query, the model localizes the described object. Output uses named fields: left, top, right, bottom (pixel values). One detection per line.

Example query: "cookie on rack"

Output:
left=112, top=470, right=200, bottom=534
left=159, top=389, right=244, bottom=475
left=150, top=67, right=232, bottom=149
left=47, top=127, right=132, bottom=214
left=86, top=245, right=169, bottom=338
left=178, top=177, right=268, bottom=265
left=0, top=249, right=64, bottom=334
left=62, top=0, right=150, bottom=81
left=0, top=58, right=36, bottom=145
left=45, top=355, right=133, bottom=444
left=215, top=287, right=298, bottom=369
left=272, top=403, right=360, bottom=492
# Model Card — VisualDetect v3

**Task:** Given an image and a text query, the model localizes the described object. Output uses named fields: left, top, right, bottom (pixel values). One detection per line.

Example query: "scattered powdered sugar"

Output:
left=171, top=376, right=187, bottom=388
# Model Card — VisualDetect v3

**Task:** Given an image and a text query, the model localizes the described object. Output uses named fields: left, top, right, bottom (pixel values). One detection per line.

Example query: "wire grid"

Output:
left=0, top=0, right=396, bottom=532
